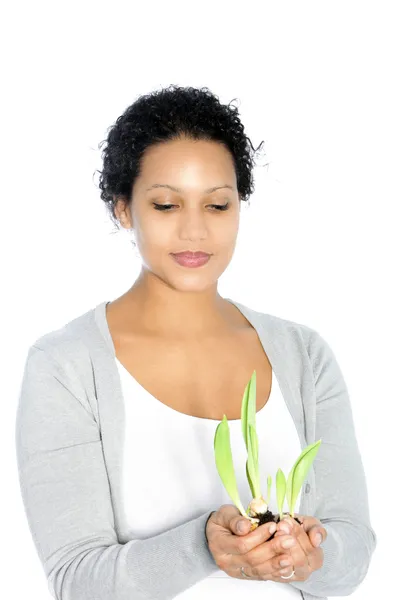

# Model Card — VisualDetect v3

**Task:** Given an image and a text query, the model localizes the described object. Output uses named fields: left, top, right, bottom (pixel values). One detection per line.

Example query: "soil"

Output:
left=250, top=509, right=303, bottom=540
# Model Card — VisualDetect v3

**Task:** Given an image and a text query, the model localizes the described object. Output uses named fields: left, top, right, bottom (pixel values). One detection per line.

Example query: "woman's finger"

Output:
left=239, top=530, right=311, bottom=581
left=229, top=529, right=296, bottom=569
left=229, top=532, right=308, bottom=581
left=278, top=516, right=324, bottom=575
left=277, top=515, right=327, bottom=549
left=300, top=515, right=328, bottom=548
left=278, top=523, right=311, bottom=580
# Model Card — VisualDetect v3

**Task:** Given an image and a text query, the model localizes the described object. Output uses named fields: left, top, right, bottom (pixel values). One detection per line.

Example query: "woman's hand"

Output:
left=229, top=512, right=328, bottom=581
left=276, top=513, right=327, bottom=548
left=206, top=505, right=311, bottom=581
left=273, top=514, right=328, bottom=579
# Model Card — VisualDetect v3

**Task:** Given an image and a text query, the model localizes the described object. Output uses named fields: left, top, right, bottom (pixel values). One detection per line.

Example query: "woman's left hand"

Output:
left=274, top=514, right=327, bottom=580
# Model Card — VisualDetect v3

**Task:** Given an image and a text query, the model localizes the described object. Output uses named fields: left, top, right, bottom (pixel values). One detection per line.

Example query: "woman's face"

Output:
left=116, top=136, right=241, bottom=292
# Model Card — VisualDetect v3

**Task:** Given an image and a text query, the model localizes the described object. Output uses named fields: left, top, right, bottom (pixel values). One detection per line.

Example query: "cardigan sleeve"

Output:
left=289, top=328, right=378, bottom=597
left=15, top=345, right=218, bottom=600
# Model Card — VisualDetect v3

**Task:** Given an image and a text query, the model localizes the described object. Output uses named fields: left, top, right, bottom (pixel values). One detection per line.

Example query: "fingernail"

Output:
left=315, top=533, right=322, bottom=546
left=237, top=521, right=247, bottom=533
left=283, top=517, right=294, bottom=528
left=280, top=523, right=290, bottom=534
left=282, top=537, right=296, bottom=548
left=268, top=523, right=276, bottom=534
left=280, top=559, right=291, bottom=567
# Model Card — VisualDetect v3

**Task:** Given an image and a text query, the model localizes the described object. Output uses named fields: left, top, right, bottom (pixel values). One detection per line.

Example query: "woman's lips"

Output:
left=171, top=253, right=211, bottom=268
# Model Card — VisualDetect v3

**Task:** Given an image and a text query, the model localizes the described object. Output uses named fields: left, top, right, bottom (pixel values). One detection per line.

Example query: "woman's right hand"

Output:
left=205, top=504, right=298, bottom=581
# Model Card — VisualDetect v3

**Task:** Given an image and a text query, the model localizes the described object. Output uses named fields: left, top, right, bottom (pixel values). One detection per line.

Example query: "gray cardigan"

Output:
left=15, top=297, right=377, bottom=600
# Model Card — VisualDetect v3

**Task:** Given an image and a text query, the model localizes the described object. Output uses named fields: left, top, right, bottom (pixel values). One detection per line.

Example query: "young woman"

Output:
left=16, top=85, right=377, bottom=600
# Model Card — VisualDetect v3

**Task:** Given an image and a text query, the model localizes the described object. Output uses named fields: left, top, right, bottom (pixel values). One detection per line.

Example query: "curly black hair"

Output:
left=94, top=84, right=268, bottom=232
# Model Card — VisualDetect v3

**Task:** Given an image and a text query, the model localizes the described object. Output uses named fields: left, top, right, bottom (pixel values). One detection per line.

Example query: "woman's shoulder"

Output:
left=228, top=296, right=323, bottom=348
left=25, top=303, right=99, bottom=367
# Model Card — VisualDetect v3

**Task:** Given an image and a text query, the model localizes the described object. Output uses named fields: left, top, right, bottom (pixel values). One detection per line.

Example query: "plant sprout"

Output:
left=214, top=369, right=322, bottom=530
left=276, top=469, right=286, bottom=519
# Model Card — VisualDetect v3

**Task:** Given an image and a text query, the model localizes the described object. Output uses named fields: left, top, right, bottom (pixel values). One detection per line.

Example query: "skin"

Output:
left=208, top=505, right=327, bottom=582
left=113, top=135, right=327, bottom=579
left=240, top=513, right=327, bottom=580
left=113, top=135, right=243, bottom=339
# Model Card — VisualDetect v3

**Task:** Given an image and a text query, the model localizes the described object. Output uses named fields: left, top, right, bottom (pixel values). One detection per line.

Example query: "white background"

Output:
left=2, top=0, right=398, bottom=597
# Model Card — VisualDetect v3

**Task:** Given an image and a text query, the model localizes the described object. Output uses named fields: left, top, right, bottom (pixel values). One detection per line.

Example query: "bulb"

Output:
left=247, top=497, right=269, bottom=516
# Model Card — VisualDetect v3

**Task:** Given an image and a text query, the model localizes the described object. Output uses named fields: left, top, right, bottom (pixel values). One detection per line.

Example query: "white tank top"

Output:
left=117, top=358, right=303, bottom=598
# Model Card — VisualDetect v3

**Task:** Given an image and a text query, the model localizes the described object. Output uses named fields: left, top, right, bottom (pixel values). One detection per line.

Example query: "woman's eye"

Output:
left=152, top=203, right=229, bottom=211
left=152, top=204, right=175, bottom=211
left=210, top=203, right=229, bottom=211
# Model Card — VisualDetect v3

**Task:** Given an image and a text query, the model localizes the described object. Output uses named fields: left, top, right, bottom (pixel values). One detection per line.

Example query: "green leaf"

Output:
left=214, top=414, right=247, bottom=516
left=247, top=423, right=261, bottom=497
left=286, top=439, right=322, bottom=516
left=241, top=384, right=249, bottom=449
left=246, top=459, right=256, bottom=499
left=241, top=371, right=260, bottom=497
left=266, top=474, right=272, bottom=505
left=241, top=370, right=257, bottom=450
left=276, top=469, right=286, bottom=517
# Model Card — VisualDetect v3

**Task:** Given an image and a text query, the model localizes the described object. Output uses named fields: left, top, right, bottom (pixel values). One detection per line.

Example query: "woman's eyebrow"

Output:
left=145, top=183, right=234, bottom=194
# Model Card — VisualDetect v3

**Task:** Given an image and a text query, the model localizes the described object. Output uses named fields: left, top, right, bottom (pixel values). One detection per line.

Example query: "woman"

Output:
left=15, top=85, right=377, bottom=600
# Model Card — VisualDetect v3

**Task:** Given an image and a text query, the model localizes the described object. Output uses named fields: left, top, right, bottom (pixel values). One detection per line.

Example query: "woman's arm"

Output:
left=289, top=328, right=378, bottom=596
left=15, top=345, right=218, bottom=600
